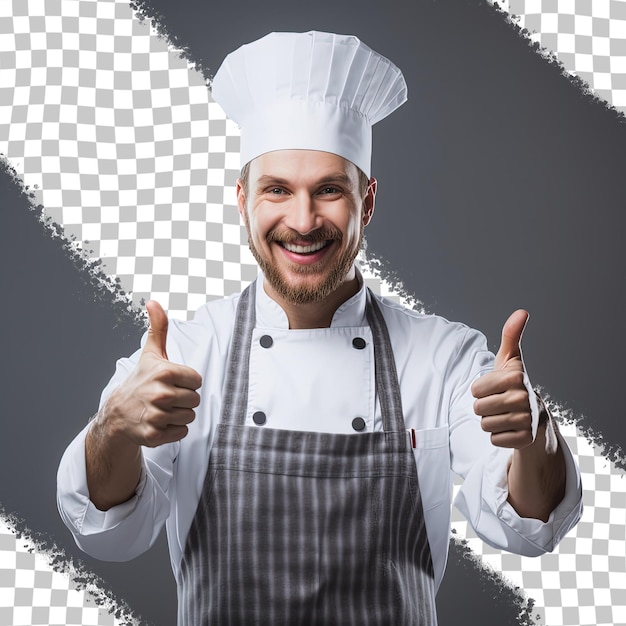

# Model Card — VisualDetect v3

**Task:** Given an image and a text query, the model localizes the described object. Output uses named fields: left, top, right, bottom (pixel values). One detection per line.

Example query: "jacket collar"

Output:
left=255, top=265, right=368, bottom=329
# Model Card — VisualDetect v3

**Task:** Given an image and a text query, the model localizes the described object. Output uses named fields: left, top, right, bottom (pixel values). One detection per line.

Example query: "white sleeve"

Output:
left=56, top=348, right=179, bottom=562
left=449, top=328, right=583, bottom=556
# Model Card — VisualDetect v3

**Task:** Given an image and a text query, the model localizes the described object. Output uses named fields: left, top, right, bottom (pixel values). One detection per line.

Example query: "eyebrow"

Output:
left=255, top=173, right=354, bottom=192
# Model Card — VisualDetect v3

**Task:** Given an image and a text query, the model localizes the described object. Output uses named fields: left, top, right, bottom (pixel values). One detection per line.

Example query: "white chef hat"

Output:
left=210, top=30, right=407, bottom=177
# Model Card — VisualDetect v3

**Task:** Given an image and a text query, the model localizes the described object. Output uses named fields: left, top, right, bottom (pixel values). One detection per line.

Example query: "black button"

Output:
left=352, top=337, right=366, bottom=350
left=352, top=417, right=366, bottom=431
left=253, top=411, right=267, bottom=426
left=260, top=335, right=273, bottom=348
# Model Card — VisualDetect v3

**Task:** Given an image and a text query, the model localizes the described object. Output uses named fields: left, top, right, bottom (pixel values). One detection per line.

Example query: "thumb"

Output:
left=144, top=300, right=169, bottom=359
left=493, top=309, right=529, bottom=370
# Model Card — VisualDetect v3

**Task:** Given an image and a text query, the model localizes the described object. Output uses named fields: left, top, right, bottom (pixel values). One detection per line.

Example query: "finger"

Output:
left=474, top=394, right=530, bottom=420
left=144, top=300, right=169, bottom=359
left=493, top=309, right=529, bottom=370
left=474, top=392, right=530, bottom=418
left=489, top=429, right=533, bottom=449
left=480, top=412, right=532, bottom=434
left=471, top=369, right=525, bottom=399
left=142, top=424, right=190, bottom=448
left=149, top=387, right=200, bottom=411
left=164, top=423, right=190, bottom=441
left=137, top=406, right=196, bottom=430
left=154, top=362, right=203, bottom=391
left=473, top=385, right=530, bottom=416
left=171, top=388, right=201, bottom=410
left=160, top=407, right=197, bottom=427
left=144, top=408, right=196, bottom=430
left=148, top=380, right=201, bottom=409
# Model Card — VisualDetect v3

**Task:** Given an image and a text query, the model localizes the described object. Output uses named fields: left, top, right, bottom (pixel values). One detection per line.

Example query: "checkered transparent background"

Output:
left=1, top=1, right=625, bottom=624
left=504, top=0, right=626, bottom=109
left=0, top=519, right=122, bottom=625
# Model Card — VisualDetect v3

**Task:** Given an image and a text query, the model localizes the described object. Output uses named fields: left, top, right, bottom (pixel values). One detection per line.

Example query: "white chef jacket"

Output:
left=57, top=269, right=583, bottom=591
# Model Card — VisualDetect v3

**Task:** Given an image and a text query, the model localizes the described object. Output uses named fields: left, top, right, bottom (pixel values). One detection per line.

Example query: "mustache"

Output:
left=266, top=225, right=343, bottom=245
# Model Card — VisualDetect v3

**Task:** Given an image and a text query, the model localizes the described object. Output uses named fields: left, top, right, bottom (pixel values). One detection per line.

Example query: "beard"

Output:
left=244, top=216, right=364, bottom=305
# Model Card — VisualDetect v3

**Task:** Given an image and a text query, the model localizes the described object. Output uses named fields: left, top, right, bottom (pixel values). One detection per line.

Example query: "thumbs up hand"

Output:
left=102, top=300, right=203, bottom=448
left=471, top=310, right=534, bottom=449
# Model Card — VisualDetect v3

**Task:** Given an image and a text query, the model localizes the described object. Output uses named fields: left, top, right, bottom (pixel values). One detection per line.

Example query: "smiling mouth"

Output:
left=279, top=240, right=331, bottom=255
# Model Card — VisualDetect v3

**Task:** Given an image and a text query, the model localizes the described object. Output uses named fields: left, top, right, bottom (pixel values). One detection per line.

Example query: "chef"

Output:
left=57, top=31, right=583, bottom=625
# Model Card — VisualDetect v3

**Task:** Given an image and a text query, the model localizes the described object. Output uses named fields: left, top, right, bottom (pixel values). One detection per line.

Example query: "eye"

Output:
left=320, top=186, right=340, bottom=195
left=269, top=187, right=285, bottom=194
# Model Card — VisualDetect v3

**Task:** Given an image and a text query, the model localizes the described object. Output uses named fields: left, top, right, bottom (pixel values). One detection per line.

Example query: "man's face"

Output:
left=237, top=150, right=376, bottom=306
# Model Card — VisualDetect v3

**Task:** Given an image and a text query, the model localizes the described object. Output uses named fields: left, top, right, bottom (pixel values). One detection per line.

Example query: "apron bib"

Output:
left=178, top=281, right=437, bottom=625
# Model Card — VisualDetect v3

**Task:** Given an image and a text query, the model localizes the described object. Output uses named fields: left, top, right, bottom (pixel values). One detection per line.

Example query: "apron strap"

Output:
left=365, top=288, right=406, bottom=433
left=219, top=280, right=256, bottom=425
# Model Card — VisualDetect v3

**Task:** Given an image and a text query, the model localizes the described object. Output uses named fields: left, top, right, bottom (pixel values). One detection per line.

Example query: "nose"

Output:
left=286, top=192, right=321, bottom=235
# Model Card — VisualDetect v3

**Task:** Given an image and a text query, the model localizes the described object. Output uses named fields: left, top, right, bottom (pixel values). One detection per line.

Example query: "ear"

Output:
left=362, top=177, right=377, bottom=227
left=236, top=178, right=246, bottom=219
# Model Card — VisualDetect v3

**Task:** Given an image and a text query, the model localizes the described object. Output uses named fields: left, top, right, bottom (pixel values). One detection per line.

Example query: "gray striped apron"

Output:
left=178, top=281, right=437, bottom=625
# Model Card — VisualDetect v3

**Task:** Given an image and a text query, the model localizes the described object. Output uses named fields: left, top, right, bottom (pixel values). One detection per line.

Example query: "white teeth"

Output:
left=282, top=241, right=327, bottom=254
